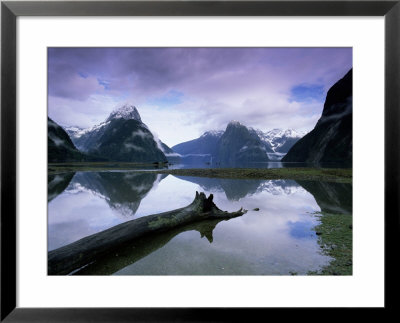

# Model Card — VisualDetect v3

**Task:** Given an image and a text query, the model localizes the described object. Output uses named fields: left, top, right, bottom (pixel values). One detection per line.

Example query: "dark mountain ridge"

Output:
left=172, top=131, right=223, bottom=156
left=283, top=69, right=352, bottom=164
left=48, top=117, right=92, bottom=162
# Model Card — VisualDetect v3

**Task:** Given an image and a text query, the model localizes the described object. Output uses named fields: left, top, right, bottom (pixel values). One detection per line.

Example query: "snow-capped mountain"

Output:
left=65, top=104, right=142, bottom=141
left=172, top=123, right=305, bottom=164
left=63, top=103, right=169, bottom=162
left=257, top=128, right=306, bottom=153
left=216, top=121, right=271, bottom=165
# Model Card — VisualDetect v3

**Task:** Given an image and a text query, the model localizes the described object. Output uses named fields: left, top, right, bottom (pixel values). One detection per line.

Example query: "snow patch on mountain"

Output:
left=200, top=130, right=224, bottom=138
left=257, top=128, right=306, bottom=152
left=106, top=102, right=142, bottom=122
left=65, top=121, right=111, bottom=139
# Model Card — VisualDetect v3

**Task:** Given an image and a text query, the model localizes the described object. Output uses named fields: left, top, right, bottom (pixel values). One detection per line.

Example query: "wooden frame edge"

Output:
left=1, top=0, right=398, bottom=321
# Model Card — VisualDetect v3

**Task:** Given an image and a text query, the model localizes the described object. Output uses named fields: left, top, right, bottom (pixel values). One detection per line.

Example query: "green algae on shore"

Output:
left=309, top=212, right=353, bottom=275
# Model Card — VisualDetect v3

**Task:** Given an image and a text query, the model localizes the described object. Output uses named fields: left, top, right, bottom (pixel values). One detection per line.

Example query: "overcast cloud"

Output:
left=48, top=48, right=352, bottom=146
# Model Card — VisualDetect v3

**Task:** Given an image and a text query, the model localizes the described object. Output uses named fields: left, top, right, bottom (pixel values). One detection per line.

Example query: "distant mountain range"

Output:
left=54, top=102, right=304, bottom=165
left=172, top=123, right=305, bottom=165
left=283, top=69, right=352, bottom=164
left=172, top=130, right=224, bottom=157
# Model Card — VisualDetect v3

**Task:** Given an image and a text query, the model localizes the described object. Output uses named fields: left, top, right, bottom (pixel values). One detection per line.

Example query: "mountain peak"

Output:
left=228, top=120, right=241, bottom=125
left=106, top=103, right=142, bottom=122
left=226, top=120, right=244, bottom=129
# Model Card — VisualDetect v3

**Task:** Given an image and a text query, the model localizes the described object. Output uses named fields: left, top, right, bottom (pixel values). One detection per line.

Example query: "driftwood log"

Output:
left=48, top=192, right=247, bottom=275
left=75, top=218, right=225, bottom=275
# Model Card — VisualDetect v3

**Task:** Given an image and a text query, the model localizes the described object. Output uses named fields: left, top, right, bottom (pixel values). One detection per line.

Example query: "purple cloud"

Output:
left=48, top=47, right=352, bottom=146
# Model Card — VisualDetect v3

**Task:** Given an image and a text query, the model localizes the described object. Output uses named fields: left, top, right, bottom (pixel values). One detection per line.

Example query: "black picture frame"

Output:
left=1, top=0, right=399, bottom=321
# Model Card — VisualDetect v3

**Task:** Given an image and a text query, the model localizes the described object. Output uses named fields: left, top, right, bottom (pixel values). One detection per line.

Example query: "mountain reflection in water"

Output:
left=48, top=171, right=351, bottom=275
left=69, top=172, right=164, bottom=218
left=48, top=172, right=75, bottom=202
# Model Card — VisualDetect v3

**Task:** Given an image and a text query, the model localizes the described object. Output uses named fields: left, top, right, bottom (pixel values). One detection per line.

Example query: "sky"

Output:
left=48, top=47, right=352, bottom=147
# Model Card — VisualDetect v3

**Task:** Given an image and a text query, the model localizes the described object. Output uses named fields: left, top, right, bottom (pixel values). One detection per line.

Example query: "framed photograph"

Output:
left=1, top=0, right=398, bottom=320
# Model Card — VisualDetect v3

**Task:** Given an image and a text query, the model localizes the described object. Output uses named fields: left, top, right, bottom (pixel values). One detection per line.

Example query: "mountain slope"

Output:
left=89, top=118, right=167, bottom=162
left=215, top=121, right=270, bottom=165
left=275, top=137, right=302, bottom=154
left=282, top=69, right=352, bottom=164
left=66, top=121, right=111, bottom=152
left=48, top=117, right=89, bottom=162
left=172, top=130, right=223, bottom=156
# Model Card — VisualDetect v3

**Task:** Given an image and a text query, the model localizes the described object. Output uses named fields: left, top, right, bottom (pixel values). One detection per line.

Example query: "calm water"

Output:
left=48, top=171, right=352, bottom=275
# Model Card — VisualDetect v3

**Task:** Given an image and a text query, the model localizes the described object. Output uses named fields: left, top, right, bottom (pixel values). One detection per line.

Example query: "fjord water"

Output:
left=48, top=171, right=352, bottom=275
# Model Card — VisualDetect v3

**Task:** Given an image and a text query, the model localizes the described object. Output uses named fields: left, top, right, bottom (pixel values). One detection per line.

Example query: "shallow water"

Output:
left=48, top=171, right=352, bottom=275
